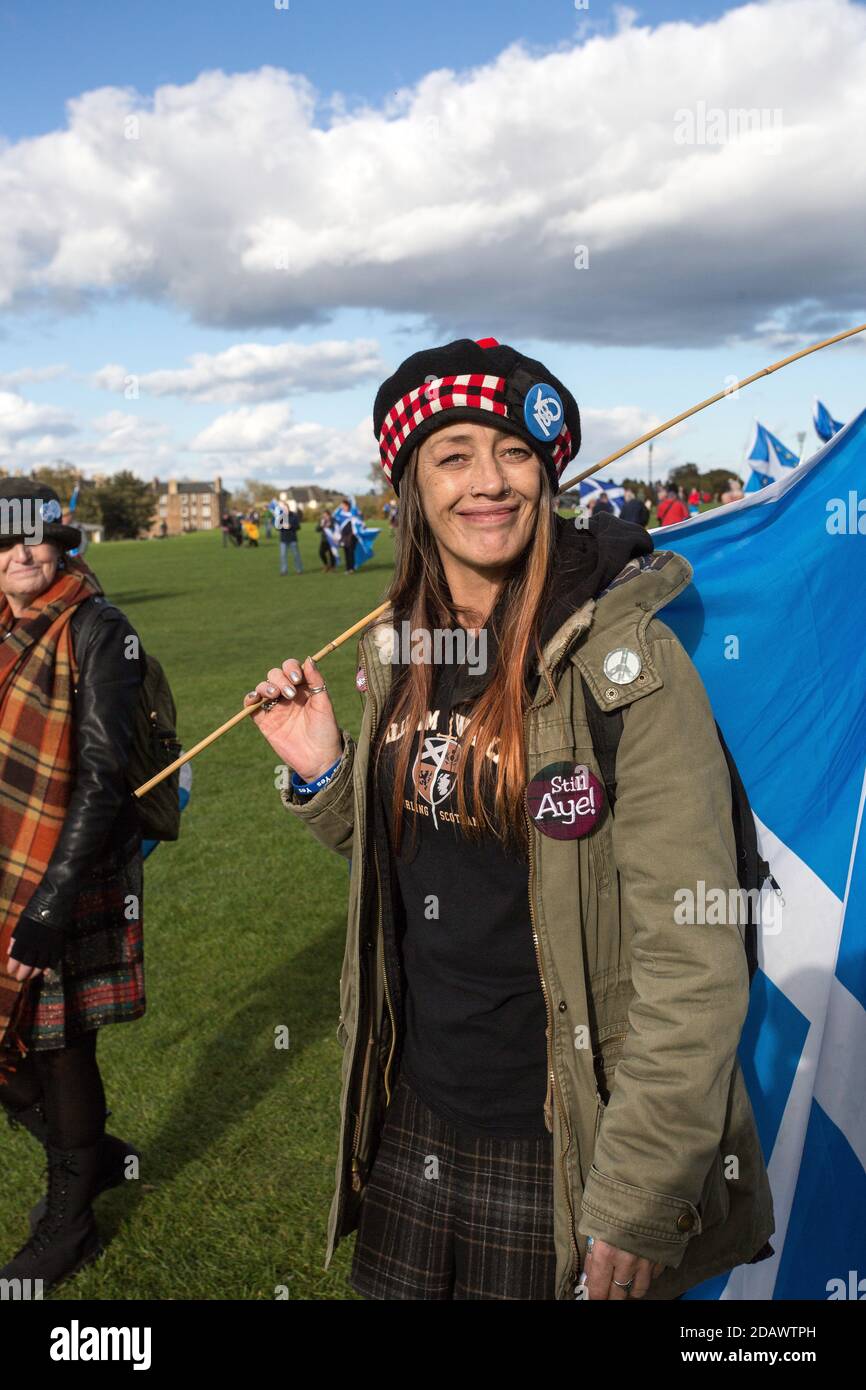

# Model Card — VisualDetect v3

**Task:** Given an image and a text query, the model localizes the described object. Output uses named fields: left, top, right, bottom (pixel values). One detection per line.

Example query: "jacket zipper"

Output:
left=379, top=845, right=398, bottom=1106
left=522, top=657, right=585, bottom=1286
left=348, top=664, right=398, bottom=1188
left=524, top=798, right=581, bottom=1286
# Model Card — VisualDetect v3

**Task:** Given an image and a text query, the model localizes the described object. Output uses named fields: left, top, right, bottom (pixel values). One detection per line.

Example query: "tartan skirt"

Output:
left=349, top=1072, right=558, bottom=1300
left=18, top=846, right=145, bottom=1051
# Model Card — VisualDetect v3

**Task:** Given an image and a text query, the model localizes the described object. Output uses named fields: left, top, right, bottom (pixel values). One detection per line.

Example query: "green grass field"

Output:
left=0, top=527, right=397, bottom=1299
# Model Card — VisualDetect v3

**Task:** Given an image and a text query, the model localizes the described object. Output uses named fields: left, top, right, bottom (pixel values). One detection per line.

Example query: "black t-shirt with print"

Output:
left=379, top=660, right=549, bottom=1139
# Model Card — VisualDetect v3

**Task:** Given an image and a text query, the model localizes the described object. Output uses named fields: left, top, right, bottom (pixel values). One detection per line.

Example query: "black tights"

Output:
left=0, top=1032, right=106, bottom=1148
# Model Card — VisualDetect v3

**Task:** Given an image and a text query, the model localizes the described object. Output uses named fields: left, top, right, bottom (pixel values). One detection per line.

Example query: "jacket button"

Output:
left=677, top=1212, right=696, bottom=1232
left=558, top=1000, right=567, bottom=1012
left=40, top=908, right=50, bottom=919
left=604, top=688, right=618, bottom=701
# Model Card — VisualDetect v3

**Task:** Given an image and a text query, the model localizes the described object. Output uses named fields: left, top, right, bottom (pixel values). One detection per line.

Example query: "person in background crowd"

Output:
left=221, top=512, right=235, bottom=547
left=335, top=497, right=361, bottom=574
left=159, top=519, right=168, bottom=539
left=687, top=487, right=701, bottom=516
left=619, top=488, right=649, bottom=528
left=592, top=491, right=615, bottom=516
left=721, top=478, right=745, bottom=505
left=0, top=481, right=145, bottom=1293
left=278, top=498, right=303, bottom=576
left=656, top=484, right=690, bottom=527
left=337, top=503, right=361, bottom=572
left=317, top=510, right=339, bottom=572
left=243, top=517, right=260, bottom=547
left=389, top=499, right=399, bottom=530
left=264, top=503, right=274, bottom=541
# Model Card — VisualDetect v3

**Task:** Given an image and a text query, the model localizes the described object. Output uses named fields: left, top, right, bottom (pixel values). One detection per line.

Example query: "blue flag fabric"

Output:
left=814, top=398, right=846, bottom=444
left=655, top=408, right=866, bottom=1299
left=743, top=420, right=800, bottom=493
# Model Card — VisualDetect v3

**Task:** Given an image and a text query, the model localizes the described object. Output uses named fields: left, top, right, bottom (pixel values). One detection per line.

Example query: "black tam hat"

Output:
left=373, top=337, right=581, bottom=495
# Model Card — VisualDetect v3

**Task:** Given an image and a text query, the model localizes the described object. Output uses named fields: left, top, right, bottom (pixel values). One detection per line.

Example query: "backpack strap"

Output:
left=71, top=596, right=146, bottom=688
left=713, top=722, right=771, bottom=985
left=581, top=674, right=624, bottom=814
left=70, top=596, right=112, bottom=683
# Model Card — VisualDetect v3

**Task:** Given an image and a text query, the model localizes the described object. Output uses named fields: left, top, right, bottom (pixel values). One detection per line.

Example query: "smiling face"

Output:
left=414, top=420, right=543, bottom=578
left=0, top=540, right=62, bottom=614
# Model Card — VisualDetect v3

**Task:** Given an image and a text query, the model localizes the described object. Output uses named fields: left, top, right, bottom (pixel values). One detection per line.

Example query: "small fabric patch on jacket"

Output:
left=596, top=550, right=675, bottom=601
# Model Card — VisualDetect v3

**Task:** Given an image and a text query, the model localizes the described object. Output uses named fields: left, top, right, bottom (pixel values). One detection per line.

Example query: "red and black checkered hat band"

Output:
left=378, top=373, right=572, bottom=484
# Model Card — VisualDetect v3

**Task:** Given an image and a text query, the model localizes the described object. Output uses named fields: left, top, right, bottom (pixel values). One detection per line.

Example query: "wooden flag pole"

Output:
left=558, top=320, right=866, bottom=493
left=134, top=320, right=866, bottom=799
left=133, top=600, right=391, bottom=798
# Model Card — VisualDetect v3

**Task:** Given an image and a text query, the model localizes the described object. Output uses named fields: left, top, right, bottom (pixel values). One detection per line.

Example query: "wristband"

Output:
left=290, top=754, right=342, bottom=797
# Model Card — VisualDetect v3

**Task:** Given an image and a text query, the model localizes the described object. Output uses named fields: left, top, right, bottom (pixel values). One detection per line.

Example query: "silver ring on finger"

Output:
left=261, top=697, right=279, bottom=711
left=612, top=1278, right=634, bottom=1289
left=307, top=682, right=327, bottom=694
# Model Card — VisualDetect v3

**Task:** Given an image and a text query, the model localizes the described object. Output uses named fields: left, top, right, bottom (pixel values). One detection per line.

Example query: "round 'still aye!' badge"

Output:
left=525, top=761, right=605, bottom=840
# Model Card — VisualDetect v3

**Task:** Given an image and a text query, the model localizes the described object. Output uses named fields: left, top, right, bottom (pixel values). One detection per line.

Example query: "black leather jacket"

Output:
left=21, top=596, right=144, bottom=936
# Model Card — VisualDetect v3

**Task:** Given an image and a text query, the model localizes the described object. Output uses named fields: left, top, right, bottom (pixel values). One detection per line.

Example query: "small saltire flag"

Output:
left=743, top=421, right=800, bottom=493
left=333, top=502, right=381, bottom=568
left=814, top=398, right=846, bottom=444
left=579, top=477, right=625, bottom=514
left=142, top=761, right=192, bottom=860
left=657, top=408, right=866, bottom=1299
left=354, top=525, right=380, bottom=568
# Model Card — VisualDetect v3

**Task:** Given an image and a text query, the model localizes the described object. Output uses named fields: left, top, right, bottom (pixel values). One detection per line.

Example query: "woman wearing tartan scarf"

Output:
left=0, top=480, right=146, bottom=1293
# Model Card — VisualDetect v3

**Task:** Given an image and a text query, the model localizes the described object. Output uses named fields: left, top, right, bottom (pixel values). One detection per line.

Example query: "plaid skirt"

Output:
left=18, top=846, right=145, bottom=1051
left=349, top=1072, right=558, bottom=1300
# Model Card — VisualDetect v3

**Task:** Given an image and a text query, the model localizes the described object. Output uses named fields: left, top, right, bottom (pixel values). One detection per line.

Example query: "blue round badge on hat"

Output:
left=523, top=382, right=564, bottom=442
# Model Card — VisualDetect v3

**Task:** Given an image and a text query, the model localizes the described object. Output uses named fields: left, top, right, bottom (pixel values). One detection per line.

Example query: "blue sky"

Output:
left=0, top=0, right=863, bottom=493
left=0, top=0, right=744, bottom=140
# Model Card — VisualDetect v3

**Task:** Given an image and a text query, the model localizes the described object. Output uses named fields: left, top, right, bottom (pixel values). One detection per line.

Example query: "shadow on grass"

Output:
left=108, top=590, right=188, bottom=607
left=96, top=914, right=349, bottom=1241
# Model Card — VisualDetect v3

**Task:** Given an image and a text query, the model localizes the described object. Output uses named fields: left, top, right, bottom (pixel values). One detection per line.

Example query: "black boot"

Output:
left=28, top=1135, right=141, bottom=1232
left=0, top=1143, right=104, bottom=1291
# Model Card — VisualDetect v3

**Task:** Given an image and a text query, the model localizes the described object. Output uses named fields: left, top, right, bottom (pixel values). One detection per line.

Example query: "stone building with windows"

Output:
left=148, top=477, right=228, bottom=536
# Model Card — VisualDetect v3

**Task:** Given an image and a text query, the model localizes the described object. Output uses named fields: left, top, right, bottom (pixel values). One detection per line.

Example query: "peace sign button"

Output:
left=602, top=647, right=642, bottom=685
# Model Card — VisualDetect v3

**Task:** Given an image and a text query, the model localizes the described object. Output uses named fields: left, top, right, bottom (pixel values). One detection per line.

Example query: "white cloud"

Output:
left=92, top=338, right=384, bottom=403
left=0, top=0, right=862, bottom=346
left=189, top=402, right=376, bottom=489
left=0, top=364, right=68, bottom=388
left=0, top=389, right=76, bottom=441
left=90, top=409, right=173, bottom=461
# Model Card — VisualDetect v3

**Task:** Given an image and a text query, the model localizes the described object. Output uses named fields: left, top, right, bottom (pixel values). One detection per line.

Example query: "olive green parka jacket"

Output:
left=278, top=546, right=775, bottom=1300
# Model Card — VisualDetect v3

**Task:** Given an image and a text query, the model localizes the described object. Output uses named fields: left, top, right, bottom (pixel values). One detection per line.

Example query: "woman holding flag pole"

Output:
left=245, top=337, right=775, bottom=1300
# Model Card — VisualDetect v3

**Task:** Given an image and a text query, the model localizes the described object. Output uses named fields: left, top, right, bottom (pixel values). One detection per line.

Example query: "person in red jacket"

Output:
left=656, top=485, right=690, bottom=527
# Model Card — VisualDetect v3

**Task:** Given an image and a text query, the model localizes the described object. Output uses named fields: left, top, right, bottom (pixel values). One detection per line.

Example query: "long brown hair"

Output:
left=372, top=447, right=559, bottom=856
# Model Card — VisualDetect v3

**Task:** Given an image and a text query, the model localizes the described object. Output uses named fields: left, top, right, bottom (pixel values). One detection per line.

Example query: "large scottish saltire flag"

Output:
left=814, top=397, right=846, bottom=444
left=743, top=420, right=800, bottom=492
left=657, top=407, right=866, bottom=1300
left=579, top=477, right=625, bottom=513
